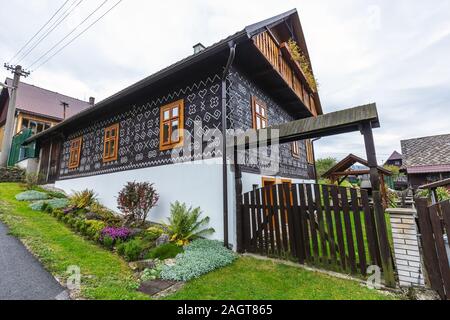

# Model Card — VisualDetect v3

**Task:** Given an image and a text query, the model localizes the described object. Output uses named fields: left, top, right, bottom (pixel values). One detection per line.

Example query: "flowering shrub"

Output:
left=117, top=182, right=159, bottom=226
left=160, top=239, right=237, bottom=282
left=101, top=226, right=131, bottom=242
left=15, top=190, right=48, bottom=201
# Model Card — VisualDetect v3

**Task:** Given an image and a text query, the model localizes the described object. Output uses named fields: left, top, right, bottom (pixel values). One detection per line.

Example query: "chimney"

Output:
left=193, top=43, right=206, bottom=54
left=89, top=97, right=95, bottom=106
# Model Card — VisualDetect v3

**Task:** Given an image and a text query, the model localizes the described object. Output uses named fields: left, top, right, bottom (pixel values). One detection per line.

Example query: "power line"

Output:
left=32, top=0, right=124, bottom=71
left=15, top=0, right=84, bottom=65
left=28, top=0, right=110, bottom=69
left=8, top=0, right=71, bottom=64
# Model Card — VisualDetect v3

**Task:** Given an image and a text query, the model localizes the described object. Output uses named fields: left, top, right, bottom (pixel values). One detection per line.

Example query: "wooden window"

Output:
left=305, top=139, right=314, bottom=164
left=251, top=96, right=268, bottom=130
left=160, top=99, right=184, bottom=150
left=68, top=137, right=82, bottom=169
left=103, top=123, right=119, bottom=163
left=292, top=141, right=300, bottom=158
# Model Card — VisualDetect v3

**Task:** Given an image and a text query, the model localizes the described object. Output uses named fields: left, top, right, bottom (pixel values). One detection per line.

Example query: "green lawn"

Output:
left=167, top=256, right=397, bottom=300
left=0, top=183, right=149, bottom=300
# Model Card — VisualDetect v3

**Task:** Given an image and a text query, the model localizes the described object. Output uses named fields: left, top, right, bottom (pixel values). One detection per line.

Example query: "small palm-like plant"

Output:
left=70, top=189, right=98, bottom=209
left=166, top=201, right=215, bottom=246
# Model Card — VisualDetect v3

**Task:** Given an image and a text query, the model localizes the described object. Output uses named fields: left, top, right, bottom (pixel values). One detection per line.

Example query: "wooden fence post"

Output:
left=361, top=122, right=396, bottom=287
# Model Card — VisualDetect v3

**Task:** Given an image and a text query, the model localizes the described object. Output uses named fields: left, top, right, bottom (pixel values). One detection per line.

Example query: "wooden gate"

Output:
left=416, top=198, right=450, bottom=300
left=240, top=183, right=389, bottom=278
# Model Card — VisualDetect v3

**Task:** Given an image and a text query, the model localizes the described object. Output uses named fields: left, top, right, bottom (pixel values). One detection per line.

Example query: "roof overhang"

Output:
left=407, top=164, right=450, bottom=174
left=233, top=103, right=380, bottom=148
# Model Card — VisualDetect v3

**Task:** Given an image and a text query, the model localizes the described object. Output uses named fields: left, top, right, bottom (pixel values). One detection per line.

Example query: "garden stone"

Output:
left=156, top=234, right=170, bottom=247
left=164, top=258, right=176, bottom=267
left=129, top=259, right=156, bottom=272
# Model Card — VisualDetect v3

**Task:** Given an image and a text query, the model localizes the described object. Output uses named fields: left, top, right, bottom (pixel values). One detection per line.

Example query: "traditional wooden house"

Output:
left=0, top=79, right=93, bottom=167
left=384, top=151, right=402, bottom=167
left=401, top=133, right=450, bottom=189
left=25, top=9, right=322, bottom=246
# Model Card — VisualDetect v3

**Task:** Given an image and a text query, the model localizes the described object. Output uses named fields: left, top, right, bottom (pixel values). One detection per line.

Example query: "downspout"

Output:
left=221, top=41, right=236, bottom=248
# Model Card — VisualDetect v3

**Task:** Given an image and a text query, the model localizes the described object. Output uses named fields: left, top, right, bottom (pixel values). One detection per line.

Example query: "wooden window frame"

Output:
left=68, top=137, right=82, bottom=169
left=251, top=96, right=268, bottom=130
left=103, top=123, right=120, bottom=163
left=292, top=141, right=300, bottom=158
left=159, top=99, right=184, bottom=151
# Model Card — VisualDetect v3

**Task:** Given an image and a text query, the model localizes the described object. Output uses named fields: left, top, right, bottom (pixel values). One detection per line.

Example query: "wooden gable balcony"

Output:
left=253, top=31, right=319, bottom=117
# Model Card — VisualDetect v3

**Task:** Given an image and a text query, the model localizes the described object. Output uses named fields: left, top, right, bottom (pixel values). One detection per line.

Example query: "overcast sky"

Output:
left=1, top=0, right=449, bottom=163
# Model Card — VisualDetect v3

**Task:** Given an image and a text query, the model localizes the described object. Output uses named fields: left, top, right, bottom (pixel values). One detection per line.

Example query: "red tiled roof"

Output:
left=407, top=164, right=450, bottom=174
left=1, top=78, right=91, bottom=124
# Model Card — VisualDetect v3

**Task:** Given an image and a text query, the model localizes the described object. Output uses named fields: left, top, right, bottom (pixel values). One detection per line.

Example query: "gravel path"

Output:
left=0, top=222, right=69, bottom=300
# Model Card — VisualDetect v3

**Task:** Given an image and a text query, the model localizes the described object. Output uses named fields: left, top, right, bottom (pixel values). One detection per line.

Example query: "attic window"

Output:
left=68, top=137, right=82, bottom=169
left=251, top=96, right=267, bottom=130
left=160, top=99, right=184, bottom=151
left=103, top=123, right=119, bottom=163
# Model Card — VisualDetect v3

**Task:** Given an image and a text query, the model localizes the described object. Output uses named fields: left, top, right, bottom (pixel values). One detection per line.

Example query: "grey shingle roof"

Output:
left=401, top=133, right=450, bottom=168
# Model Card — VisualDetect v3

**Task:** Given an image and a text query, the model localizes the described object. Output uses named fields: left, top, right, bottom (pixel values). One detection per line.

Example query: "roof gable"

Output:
left=322, top=153, right=392, bottom=178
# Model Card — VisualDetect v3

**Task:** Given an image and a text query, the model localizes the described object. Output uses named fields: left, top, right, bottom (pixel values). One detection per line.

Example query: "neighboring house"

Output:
left=384, top=151, right=403, bottom=167
left=0, top=78, right=93, bottom=162
left=401, top=133, right=450, bottom=189
left=26, top=9, right=322, bottom=246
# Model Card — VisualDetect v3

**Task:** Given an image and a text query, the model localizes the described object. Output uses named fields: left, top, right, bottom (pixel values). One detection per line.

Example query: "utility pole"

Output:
left=61, top=101, right=69, bottom=120
left=0, top=64, right=30, bottom=167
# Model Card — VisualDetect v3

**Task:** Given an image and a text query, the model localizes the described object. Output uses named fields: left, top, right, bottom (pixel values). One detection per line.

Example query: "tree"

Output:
left=315, top=157, right=337, bottom=178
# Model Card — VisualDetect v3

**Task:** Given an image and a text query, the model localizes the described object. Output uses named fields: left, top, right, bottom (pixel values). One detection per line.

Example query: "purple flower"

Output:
left=101, top=226, right=131, bottom=241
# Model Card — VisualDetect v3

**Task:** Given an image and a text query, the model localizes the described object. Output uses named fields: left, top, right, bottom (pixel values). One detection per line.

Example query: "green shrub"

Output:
left=166, top=201, right=215, bottom=246
left=29, top=198, right=69, bottom=211
left=145, top=243, right=184, bottom=260
left=117, top=239, right=145, bottom=262
left=418, top=187, right=450, bottom=202
left=84, top=220, right=106, bottom=241
left=160, top=239, right=237, bottom=282
left=102, top=236, right=115, bottom=250
left=46, top=191, right=67, bottom=199
left=89, top=202, right=123, bottom=225
left=15, top=190, right=49, bottom=201
left=146, top=226, right=164, bottom=241
left=70, top=189, right=98, bottom=209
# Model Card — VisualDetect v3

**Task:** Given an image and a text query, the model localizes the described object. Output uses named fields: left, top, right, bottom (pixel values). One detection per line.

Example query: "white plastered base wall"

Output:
left=55, top=158, right=313, bottom=250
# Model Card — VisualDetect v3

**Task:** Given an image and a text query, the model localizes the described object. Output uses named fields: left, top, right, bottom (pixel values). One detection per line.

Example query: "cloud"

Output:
left=1, top=0, right=449, bottom=163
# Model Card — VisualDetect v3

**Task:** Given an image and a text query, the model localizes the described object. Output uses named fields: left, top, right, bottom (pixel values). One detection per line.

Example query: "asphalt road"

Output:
left=0, top=222, right=69, bottom=300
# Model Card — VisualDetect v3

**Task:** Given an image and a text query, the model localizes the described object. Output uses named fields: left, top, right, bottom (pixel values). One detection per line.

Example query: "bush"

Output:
left=84, top=220, right=106, bottom=241
left=46, top=191, right=67, bottom=199
left=70, top=189, right=98, bottom=209
left=117, top=239, right=145, bottom=262
left=117, top=182, right=159, bottom=227
left=29, top=198, right=69, bottom=211
left=145, top=243, right=184, bottom=260
left=160, top=239, right=237, bottom=282
left=418, top=187, right=450, bottom=202
left=24, top=173, right=44, bottom=190
left=90, top=203, right=123, bottom=225
left=146, top=226, right=164, bottom=241
left=166, top=202, right=215, bottom=246
left=102, top=236, right=115, bottom=250
left=16, top=190, right=49, bottom=201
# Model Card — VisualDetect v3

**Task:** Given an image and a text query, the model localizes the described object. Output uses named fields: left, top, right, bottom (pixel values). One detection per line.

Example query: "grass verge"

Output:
left=166, top=256, right=399, bottom=300
left=0, top=183, right=148, bottom=300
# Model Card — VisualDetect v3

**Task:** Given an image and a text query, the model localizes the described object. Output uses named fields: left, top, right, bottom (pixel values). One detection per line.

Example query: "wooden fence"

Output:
left=240, top=183, right=389, bottom=278
left=416, top=198, right=450, bottom=300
